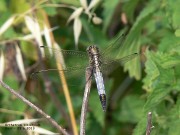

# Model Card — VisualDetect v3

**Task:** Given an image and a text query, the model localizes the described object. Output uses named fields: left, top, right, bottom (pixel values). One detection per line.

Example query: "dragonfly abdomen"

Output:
left=94, top=71, right=106, bottom=111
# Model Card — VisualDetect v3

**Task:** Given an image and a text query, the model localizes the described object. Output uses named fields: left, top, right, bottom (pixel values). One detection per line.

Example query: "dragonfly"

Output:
left=32, top=34, right=138, bottom=111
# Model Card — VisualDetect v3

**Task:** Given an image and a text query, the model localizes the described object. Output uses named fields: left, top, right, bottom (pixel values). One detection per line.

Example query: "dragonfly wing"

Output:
left=31, top=46, right=88, bottom=86
left=41, top=46, right=89, bottom=68
left=101, top=53, right=139, bottom=74
left=30, top=65, right=88, bottom=89
left=100, top=29, right=127, bottom=58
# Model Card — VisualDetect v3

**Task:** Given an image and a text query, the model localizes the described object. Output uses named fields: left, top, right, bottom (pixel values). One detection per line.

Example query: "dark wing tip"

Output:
left=40, top=46, right=45, bottom=48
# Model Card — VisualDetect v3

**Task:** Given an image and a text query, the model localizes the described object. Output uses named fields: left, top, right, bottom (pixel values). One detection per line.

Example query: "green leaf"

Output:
left=165, top=0, right=180, bottom=30
left=115, top=95, right=145, bottom=123
left=142, top=49, right=180, bottom=113
left=160, top=54, right=180, bottom=69
left=143, top=49, right=180, bottom=92
left=168, top=97, right=180, bottom=135
left=143, top=50, right=160, bottom=92
left=102, top=0, right=120, bottom=32
left=144, top=87, right=172, bottom=112
left=132, top=116, right=147, bottom=135
left=158, top=32, right=180, bottom=54
left=122, top=37, right=141, bottom=80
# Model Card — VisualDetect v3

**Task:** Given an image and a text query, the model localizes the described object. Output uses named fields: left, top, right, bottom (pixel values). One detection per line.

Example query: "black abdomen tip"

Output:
left=99, top=94, right=106, bottom=111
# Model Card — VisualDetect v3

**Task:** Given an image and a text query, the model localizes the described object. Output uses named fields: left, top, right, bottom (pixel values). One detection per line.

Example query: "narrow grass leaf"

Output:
left=73, top=17, right=82, bottom=48
left=67, top=7, right=83, bottom=24
left=24, top=16, right=44, bottom=57
left=15, top=44, right=27, bottom=81
left=0, top=16, right=15, bottom=36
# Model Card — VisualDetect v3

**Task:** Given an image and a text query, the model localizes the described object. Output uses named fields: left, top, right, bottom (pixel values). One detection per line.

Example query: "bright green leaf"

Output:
left=165, top=0, right=180, bottom=29
left=143, top=50, right=160, bottom=92
left=158, top=32, right=180, bottom=54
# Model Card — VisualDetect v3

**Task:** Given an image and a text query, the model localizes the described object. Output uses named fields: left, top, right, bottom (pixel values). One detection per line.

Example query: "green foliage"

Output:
left=122, top=0, right=141, bottom=23
left=9, top=0, right=30, bottom=13
left=102, top=0, right=120, bottom=32
left=114, top=95, right=145, bottom=123
left=0, top=0, right=7, bottom=12
left=1, top=0, right=180, bottom=135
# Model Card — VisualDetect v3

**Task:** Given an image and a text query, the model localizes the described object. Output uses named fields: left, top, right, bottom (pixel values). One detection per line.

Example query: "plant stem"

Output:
left=80, top=67, right=92, bottom=135
left=146, top=112, right=154, bottom=135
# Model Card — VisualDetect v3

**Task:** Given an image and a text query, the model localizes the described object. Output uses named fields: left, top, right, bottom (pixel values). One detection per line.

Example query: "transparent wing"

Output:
left=101, top=53, right=139, bottom=74
left=41, top=46, right=89, bottom=68
left=101, top=29, right=127, bottom=58
left=31, top=46, right=91, bottom=88
left=30, top=66, right=89, bottom=88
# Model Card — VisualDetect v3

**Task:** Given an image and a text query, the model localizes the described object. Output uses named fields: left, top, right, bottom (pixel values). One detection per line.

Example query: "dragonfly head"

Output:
left=86, top=45, right=99, bottom=56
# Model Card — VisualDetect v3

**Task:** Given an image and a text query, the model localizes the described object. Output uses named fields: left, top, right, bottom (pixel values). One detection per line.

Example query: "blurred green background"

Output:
left=0, top=0, right=180, bottom=135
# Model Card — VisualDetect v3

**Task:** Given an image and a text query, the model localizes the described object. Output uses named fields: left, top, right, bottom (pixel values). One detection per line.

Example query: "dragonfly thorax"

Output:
left=86, top=45, right=99, bottom=55
left=87, top=45, right=101, bottom=68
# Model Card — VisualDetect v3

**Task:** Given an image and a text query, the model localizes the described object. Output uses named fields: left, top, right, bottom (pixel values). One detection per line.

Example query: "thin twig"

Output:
left=80, top=67, right=92, bottom=135
left=146, top=112, right=154, bottom=135
left=0, top=80, right=69, bottom=135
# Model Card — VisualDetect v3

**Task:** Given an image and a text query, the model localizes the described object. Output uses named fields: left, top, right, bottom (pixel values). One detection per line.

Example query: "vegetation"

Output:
left=0, top=0, right=180, bottom=135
